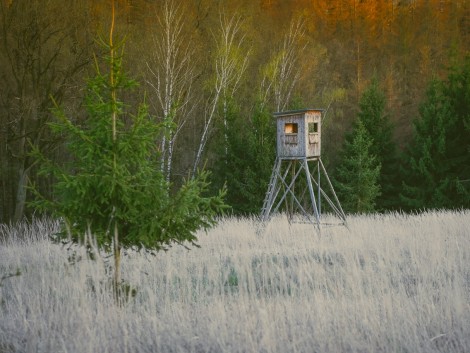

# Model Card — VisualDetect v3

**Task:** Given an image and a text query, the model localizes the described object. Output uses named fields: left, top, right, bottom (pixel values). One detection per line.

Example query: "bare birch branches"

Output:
left=146, top=0, right=196, bottom=181
left=192, top=13, right=249, bottom=175
left=260, top=18, right=307, bottom=112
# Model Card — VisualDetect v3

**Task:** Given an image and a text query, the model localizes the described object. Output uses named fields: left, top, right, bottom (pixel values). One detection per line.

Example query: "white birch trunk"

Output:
left=147, top=0, right=195, bottom=181
left=192, top=14, right=249, bottom=175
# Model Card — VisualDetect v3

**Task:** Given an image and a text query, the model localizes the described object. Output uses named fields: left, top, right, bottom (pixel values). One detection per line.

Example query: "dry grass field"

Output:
left=0, top=211, right=469, bottom=353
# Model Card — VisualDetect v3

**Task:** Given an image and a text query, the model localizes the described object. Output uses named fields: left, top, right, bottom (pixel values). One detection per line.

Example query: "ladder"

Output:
left=261, top=158, right=281, bottom=221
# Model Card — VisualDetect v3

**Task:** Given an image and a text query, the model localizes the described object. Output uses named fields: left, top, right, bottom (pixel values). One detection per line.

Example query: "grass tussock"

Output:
left=0, top=211, right=469, bottom=353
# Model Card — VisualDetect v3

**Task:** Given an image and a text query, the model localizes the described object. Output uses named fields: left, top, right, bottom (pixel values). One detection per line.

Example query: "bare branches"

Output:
left=146, top=0, right=196, bottom=181
left=193, top=13, right=249, bottom=175
left=0, top=0, right=91, bottom=222
left=260, top=17, right=307, bottom=112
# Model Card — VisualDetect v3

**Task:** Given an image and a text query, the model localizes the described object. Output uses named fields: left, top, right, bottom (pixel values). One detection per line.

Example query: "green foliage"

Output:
left=401, top=58, right=470, bottom=209
left=31, top=40, right=226, bottom=252
left=212, top=100, right=276, bottom=215
left=333, top=79, right=395, bottom=214
left=357, top=78, right=399, bottom=210
left=334, top=120, right=381, bottom=213
left=224, top=267, right=239, bottom=294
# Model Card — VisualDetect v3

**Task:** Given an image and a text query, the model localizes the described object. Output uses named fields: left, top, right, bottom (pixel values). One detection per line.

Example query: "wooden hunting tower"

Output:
left=276, top=109, right=322, bottom=159
left=261, top=109, right=346, bottom=229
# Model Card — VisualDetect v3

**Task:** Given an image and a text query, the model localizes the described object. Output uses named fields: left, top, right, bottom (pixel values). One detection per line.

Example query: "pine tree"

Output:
left=31, top=18, right=226, bottom=301
left=334, top=120, right=381, bottom=213
left=357, top=78, right=399, bottom=210
left=401, top=58, right=470, bottom=209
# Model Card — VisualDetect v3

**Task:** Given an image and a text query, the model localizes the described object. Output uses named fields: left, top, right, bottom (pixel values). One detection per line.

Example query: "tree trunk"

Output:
left=113, top=221, right=122, bottom=302
left=193, top=87, right=221, bottom=175
left=166, top=136, right=174, bottom=182
left=13, top=112, right=29, bottom=223
left=0, top=152, right=9, bottom=223
left=13, top=166, right=28, bottom=223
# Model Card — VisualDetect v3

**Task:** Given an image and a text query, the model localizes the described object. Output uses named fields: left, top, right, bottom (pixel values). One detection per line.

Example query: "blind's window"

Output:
left=308, top=122, right=318, bottom=133
left=285, top=123, right=298, bottom=134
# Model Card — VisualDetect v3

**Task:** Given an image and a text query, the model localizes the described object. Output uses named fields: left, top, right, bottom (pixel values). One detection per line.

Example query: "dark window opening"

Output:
left=308, top=122, right=318, bottom=133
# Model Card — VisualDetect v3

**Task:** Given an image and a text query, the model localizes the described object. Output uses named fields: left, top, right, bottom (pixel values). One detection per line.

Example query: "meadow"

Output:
left=0, top=211, right=469, bottom=353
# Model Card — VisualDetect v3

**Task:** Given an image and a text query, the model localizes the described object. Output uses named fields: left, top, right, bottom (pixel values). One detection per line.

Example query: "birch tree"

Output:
left=260, top=18, right=307, bottom=112
left=146, top=0, right=196, bottom=181
left=193, top=13, right=249, bottom=174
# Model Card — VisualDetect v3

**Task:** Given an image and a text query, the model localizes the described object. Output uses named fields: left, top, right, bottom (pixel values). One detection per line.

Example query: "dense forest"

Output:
left=1, top=0, right=469, bottom=223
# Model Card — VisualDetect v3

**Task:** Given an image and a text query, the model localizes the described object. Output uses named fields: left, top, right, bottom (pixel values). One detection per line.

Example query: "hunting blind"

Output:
left=261, top=109, right=346, bottom=229
left=276, top=109, right=322, bottom=158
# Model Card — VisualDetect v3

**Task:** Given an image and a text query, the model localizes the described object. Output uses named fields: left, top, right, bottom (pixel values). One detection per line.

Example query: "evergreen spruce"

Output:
left=214, top=101, right=275, bottom=214
left=334, top=120, right=381, bottom=213
left=31, top=25, right=226, bottom=300
left=357, top=78, right=399, bottom=210
left=401, top=59, right=470, bottom=209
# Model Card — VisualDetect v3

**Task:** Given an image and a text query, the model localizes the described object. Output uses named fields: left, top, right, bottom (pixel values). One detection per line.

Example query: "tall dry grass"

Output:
left=0, top=211, right=469, bottom=353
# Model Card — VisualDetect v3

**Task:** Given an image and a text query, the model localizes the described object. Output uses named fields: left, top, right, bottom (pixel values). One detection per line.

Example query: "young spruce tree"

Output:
left=357, top=78, right=398, bottom=210
left=334, top=120, right=381, bottom=213
left=32, top=9, right=226, bottom=300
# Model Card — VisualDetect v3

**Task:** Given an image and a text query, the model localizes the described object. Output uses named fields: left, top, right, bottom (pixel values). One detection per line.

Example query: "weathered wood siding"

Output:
left=277, top=114, right=305, bottom=158
left=305, top=111, right=321, bottom=157
left=276, top=110, right=322, bottom=158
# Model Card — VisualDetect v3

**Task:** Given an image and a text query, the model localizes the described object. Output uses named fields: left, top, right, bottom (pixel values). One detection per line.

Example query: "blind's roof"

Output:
left=273, top=108, right=324, bottom=117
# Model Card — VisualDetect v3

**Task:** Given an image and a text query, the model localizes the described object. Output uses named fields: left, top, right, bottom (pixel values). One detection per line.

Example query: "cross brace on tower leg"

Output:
left=261, top=157, right=347, bottom=228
